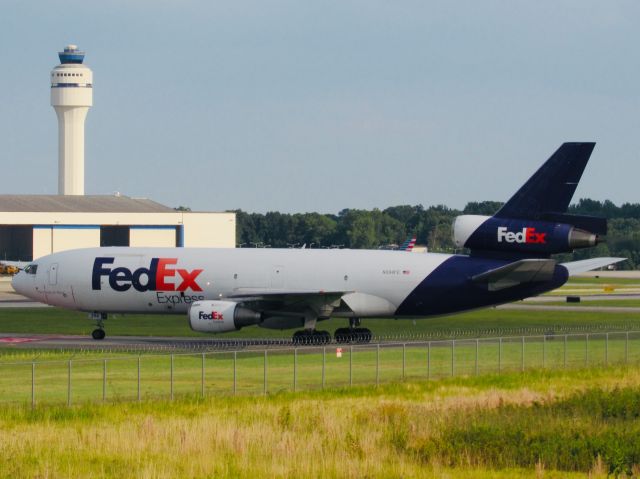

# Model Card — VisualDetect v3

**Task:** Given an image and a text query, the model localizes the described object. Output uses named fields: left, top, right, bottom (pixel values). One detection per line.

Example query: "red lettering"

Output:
left=177, top=268, right=203, bottom=292
left=526, top=228, right=535, bottom=243
left=525, top=228, right=547, bottom=244
left=156, top=258, right=177, bottom=291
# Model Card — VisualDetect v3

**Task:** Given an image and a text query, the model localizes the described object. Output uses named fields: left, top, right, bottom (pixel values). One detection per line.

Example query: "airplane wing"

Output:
left=471, top=259, right=557, bottom=291
left=561, top=257, right=626, bottom=275
left=227, top=289, right=350, bottom=321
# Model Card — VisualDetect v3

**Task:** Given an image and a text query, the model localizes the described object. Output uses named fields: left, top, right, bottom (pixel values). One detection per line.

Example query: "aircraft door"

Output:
left=42, top=262, right=77, bottom=309
left=48, top=263, right=58, bottom=285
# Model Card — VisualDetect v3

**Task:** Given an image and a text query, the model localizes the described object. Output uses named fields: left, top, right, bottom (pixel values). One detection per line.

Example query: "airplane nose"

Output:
left=11, top=272, right=28, bottom=297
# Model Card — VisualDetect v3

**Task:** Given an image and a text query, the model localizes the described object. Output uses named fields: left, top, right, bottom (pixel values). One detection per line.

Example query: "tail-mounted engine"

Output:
left=188, top=300, right=262, bottom=333
left=453, top=214, right=605, bottom=256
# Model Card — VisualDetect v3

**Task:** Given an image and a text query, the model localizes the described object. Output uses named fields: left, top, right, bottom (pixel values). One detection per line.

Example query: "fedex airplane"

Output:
left=12, top=143, right=623, bottom=342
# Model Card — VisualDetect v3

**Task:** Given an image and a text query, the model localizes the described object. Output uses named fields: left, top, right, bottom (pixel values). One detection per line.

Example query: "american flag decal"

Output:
left=402, top=270, right=410, bottom=275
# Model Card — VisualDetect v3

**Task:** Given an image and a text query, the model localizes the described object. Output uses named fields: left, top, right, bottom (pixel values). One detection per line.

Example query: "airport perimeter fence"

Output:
left=3, top=322, right=640, bottom=356
left=2, top=331, right=640, bottom=407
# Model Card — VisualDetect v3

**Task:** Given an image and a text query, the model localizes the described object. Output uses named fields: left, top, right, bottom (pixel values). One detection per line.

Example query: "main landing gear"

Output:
left=291, top=318, right=373, bottom=345
left=335, top=317, right=372, bottom=344
left=292, top=330, right=331, bottom=345
left=89, top=312, right=107, bottom=340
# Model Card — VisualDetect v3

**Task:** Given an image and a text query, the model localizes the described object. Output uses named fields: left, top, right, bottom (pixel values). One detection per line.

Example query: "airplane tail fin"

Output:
left=495, top=142, right=595, bottom=220
left=453, top=142, right=607, bottom=258
left=399, top=235, right=416, bottom=252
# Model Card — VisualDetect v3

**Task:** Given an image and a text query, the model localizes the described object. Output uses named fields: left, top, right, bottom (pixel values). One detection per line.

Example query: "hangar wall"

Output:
left=129, top=226, right=176, bottom=247
left=0, top=196, right=236, bottom=261
left=181, top=213, right=236, bottom=248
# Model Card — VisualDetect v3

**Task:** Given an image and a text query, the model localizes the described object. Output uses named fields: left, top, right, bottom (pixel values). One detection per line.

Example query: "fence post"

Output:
left=293, top=348, right=297, bottom=392
left=322, top=347, right=326, bottom=389
left=170, top=354, right=174, bottom=400
left=521, top=336, right=525, bottom=372
left=103, top=359, right=107, bottom=402
left=233, top=351, right=237, bottom=395
left=376, top=343, right=380, bottom=386
left=264, top=350, right=268, bottom=395
left=427, top=341, right=431, bottom=380
left=499, top=337, right=502, bottom=373
left=349, top=346, right=353, bottom=387
left=137, top=356, right=141, bottom=402
left=475, top=339, right=479, bottom=376
left=586, top=334, right=589, bottom=366
left=564, top=335, right=567, bottom=369
left=201, top=352, right=205, bottom=398
left=626, top=332, right=629, bottom=364
left=451, top=340, right=455, bottom=377
left=402, top=343, right=406, bottom=379
left=67, top=360, right=72, bottom=407
left=31, top=361, right=35, bottom=409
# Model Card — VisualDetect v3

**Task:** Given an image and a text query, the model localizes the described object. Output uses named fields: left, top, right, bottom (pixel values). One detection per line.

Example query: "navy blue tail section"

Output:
left=495, top=142, right=595, bottom=220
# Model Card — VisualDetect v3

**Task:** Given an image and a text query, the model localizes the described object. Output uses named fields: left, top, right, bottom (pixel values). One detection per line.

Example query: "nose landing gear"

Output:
left=89, top=312, right=107, bottom=340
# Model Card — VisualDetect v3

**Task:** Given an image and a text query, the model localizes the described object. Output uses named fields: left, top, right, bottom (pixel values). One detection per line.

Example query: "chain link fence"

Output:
left=1, top=331, right=639, bottom=407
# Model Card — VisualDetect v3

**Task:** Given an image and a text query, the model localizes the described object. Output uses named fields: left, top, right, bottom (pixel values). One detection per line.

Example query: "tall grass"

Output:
left=0, top=366, right=639, bottom=478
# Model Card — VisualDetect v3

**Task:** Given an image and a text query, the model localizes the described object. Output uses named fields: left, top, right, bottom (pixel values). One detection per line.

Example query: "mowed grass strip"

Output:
left=0, top=366, right=639, bottom=478
left=2, top=333, right=640, bottom=406
left=2, top=306, right=640, bottom=340
left=543, top=299, right=640, bottom=307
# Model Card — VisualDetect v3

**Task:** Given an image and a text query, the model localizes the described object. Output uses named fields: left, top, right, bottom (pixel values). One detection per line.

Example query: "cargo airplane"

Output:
left=12, top=143, right=623, bottom=342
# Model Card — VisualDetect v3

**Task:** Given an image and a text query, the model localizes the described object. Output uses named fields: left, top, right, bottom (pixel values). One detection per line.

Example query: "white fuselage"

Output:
left=13, top=247, right=452, bottom=318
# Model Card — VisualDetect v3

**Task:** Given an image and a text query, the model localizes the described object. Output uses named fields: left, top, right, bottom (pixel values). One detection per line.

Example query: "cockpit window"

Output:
left=24, top=264, right=38, bottom=275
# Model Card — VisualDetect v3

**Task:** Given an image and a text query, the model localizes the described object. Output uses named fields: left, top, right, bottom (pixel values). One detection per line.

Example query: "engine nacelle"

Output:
left=453, top=215, right=599, bottom=255
left=188, top=300, right=262, bottom=333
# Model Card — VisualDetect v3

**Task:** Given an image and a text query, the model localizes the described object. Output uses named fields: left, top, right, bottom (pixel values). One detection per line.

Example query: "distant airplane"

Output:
left=398, top=235, right=417, bottom=252
left=13, top=143, right=623, bottom=342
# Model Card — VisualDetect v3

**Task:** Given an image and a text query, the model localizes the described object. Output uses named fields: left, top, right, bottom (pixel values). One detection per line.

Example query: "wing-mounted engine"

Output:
left=188, top=300, right=262, bottom=333
left=453, top=214, right=604, bottom=257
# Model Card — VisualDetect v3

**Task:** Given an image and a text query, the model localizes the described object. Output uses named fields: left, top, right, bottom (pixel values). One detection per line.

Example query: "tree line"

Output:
left=231, top=198, right=640, bottom=269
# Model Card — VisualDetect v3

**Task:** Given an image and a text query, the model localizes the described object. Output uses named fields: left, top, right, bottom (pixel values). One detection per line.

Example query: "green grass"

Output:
left=543, top=299, right=640, bottom=307
left=1, top=366, right=640, bottom=478
left=2, top=306, right=640, bottom=340
left=1, top=332, right=639, bottom=406
left=562, top=276, right=640, bottom=285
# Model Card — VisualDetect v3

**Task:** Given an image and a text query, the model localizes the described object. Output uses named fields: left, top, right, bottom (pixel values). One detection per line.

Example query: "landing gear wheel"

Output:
left=315, top=330, right=331, bottom=344
left=334, top=327, right=351, bottom=343
left=89, top=312, right=107, bottom=340
left=334, top=327, right=372, bottom=344
left=292, top=330, right=331, bottom=345
left=91, top=329, right=106, bottom=340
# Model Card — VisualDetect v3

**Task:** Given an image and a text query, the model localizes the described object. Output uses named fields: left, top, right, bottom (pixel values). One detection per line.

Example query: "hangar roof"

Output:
left=0, top=195, right=174, bottom=213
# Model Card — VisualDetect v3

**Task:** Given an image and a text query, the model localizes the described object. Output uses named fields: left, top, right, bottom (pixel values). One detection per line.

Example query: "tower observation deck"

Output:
left=51, top=45, right=93, bottom=195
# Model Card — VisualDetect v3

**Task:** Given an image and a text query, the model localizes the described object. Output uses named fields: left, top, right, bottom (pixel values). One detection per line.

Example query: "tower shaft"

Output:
left=50, top=45, right=93, bottom=196
left=55, top=106, right=89, bottom=195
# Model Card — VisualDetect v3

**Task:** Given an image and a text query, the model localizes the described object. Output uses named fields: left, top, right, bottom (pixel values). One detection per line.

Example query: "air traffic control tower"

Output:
left=51, top=45, right=93, bottom=195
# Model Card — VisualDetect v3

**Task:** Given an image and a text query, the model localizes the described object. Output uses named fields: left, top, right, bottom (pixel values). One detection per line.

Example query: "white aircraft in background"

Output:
left=12, top=143, right=623, bottom=342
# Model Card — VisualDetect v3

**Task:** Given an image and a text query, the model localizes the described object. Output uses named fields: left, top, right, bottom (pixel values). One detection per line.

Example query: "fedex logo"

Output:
left=497, top=227, right=547, bottom=244
left=199, top=311, right=224, bottom=321
left=92, top=257, right=203, bottom=292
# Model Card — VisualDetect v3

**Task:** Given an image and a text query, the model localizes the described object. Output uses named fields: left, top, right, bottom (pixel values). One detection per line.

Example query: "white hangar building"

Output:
left=0, top=195, right=235, bottom=262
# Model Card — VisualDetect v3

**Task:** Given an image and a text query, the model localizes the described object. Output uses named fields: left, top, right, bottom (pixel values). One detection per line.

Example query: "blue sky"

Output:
left=0, top=1, right=638, bottom=213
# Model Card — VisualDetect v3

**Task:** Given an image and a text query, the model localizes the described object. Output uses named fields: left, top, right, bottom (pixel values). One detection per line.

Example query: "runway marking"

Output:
left=0, top=337, right=42, bottom=343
